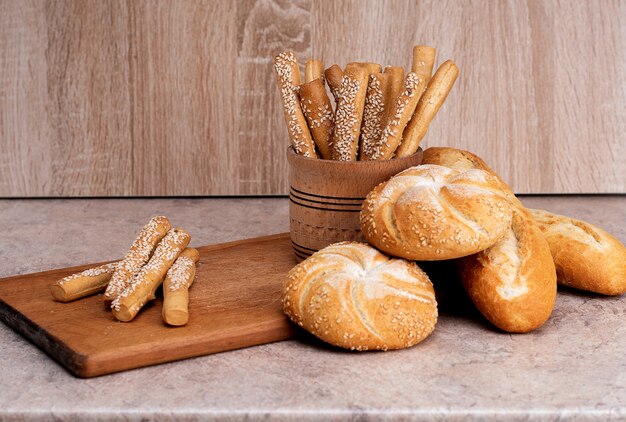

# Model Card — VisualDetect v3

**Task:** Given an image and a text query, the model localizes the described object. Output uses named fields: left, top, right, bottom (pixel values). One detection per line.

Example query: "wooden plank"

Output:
left=0, top=233, right=297, bottom=378
left=44, top=0, right=133, bottom=196
left=129, top=1, right=238, bottom=195
left=0, top=0, right=623, bottom=195
left=0, top=1, right=51, bottom=196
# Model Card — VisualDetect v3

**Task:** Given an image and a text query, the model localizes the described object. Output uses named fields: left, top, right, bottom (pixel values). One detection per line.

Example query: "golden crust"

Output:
left=458, top=207, right=557, bottom=332
left=530, top=209, right=626, bottom=296
left=299, top=78, right=334, bottom=160
left=282, top=242, right=438, bottom=351
left=360, top=164, right=513, bottom=260
left=324, top=64, right=344, bottom=103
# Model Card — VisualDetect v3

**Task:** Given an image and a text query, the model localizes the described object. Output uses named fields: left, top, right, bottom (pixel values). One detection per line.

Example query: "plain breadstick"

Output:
left=51, top=262, right=118, bottom=302
left=162, top=248, right=200, bottom=326
left=299, top=78, right=335, bottom=160
left=411, top=45, right=436, bottom=89
left=112, top=228, right=191, bottom=322
left=273, top=51, right=317, bottom=157
left=324, top=64, right=343, bottom=104
left=367, top=72, right=425, bottom=160
left=104, top=216, right=170, bottom=304
left=396, top=60, right=459, bottom=157
left=359, top=73, right=389, bottom=160
left=330, top=64, right=369, bottom=160
left=305, top=59, right=324, bottom=83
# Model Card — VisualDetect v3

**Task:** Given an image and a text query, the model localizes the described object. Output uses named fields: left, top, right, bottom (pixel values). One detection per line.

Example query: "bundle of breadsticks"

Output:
left=273, top=45, right=458, bottom=161
left=50, top=216, right=200, bottom=326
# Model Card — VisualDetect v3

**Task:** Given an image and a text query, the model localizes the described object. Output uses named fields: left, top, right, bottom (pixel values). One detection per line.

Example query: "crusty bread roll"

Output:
left=422, top=147, right=558, bottom=331
left=360, top=164, right=513, bottom=260
left=458, top=207, right=557, bottom=332
left=282, top=242, right=438, bottom=351
left=530, top=209, right=626, bottom=296
left=422, top=147, right=516, bottom=199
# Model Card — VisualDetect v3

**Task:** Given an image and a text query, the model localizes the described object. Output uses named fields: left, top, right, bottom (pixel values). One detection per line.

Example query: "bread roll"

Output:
left=458, top=207, right=557, bottom=332
left=422, top=147, right=516, bottom=200
left=360, top=164, right=513, bottom=260
left=282, top=242, right=438, bottom=351
left=530, top=209, right=626, bottom=295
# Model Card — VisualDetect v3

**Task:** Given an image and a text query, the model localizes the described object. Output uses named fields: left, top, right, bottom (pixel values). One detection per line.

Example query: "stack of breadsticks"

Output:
left=50, top=216, right=200, bottom=326
left=273, top=46, right=458, bottom=161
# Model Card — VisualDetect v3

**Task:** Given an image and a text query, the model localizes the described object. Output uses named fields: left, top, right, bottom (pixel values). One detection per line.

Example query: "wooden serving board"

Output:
left=0, top=233, right=299, bottom=378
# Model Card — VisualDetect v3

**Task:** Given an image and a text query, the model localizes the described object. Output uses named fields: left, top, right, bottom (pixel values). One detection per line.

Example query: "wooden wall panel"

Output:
left=0, top=0, right=624, bottom=196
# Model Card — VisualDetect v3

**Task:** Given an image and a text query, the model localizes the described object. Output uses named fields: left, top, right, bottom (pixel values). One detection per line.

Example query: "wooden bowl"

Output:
left=287, top=147, right=424, bottom=261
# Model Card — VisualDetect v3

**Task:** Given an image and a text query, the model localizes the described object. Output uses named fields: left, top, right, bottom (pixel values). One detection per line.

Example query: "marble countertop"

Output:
left=0, top=196, right=624, bottom=421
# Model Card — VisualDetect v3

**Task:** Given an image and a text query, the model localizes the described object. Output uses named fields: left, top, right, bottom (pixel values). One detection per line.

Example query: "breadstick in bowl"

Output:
left=330, top=64, right=369, bottom=160
left=162, top=248, right=200, bottom=326
left=112, top=228, right=191, bottom=322
left=324, top=64, right=344, bottom=104
left=273, top=51, right=317, bottom=157
left=305, top=59, right=324, bottom=83
left=396, top=60, right=459, bottom=158
left=103, top=216, right=171, bottom=304
left=299, top=78, right=334, bottom=160
left=51, top=262, right=118, bottom=302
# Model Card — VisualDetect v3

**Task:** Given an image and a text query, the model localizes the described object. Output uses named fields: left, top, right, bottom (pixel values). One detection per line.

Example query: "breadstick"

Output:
left=383, top=66, right=405, bottom=114
left=162, top=248, right=200, bottom=326
left=299, top=78, right=334, bottom=160
left=51, top=262, right=118, bottom=302
left=348, top=62, right=382, bottom=75
left=396, top=60, right=459, bottom=158
left=359, top=73, right=390, bottom=160
left=330, top=64, right=369, bottom=161
left=273, top=51, right=317, bottom=157
left=112, top=228, right=191, bottom=322
left=324, top=64, right=343, bottom=104
left=305, top=59, right=324, bottom=83
left=103, top=216, right=171, bottom=304
left=366, top=72, right=425, bottom=160
left=411, top=45, right=436, bottom=89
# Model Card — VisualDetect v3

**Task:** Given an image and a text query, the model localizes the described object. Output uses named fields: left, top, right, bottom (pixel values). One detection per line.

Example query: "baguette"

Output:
left=359, top=73, right=389, bottom=160
left=458, top=208, right=557, bottom=332
left=324, top=64, right=344, bottom=104
left=530, top=209, right=626, bottom=295
left=411, top=45, right=436, bottom=90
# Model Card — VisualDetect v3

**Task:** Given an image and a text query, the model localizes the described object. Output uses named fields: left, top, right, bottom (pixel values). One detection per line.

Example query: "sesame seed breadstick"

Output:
left=411, top=45, right=436, bottom=89
left=299, top=78, right=334, bottom=160
left=112, top=228, right=191, bottom=322
left=330, top=64, right=369, bottom=161
left=366, top=72, right=425, bottom=160
left=51, top=262, right=118, bottom=302
left=382, top=66, right=405, bottom=114
left=305, top=59, right=324, bottom=83
left=162, top=248, right=200, bottom=326
left=324, top=64, right=343, bottom=104
left=359, top=73, right=390, bottom=160
left=103, top=216, right=171, bottom=304
left=396, top=60, right=459, bottom=158
left=273, top=51, right=317, bottom=157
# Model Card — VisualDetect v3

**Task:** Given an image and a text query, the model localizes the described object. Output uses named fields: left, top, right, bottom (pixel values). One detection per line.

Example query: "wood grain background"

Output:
left=0, top=0, right=624, bottom=196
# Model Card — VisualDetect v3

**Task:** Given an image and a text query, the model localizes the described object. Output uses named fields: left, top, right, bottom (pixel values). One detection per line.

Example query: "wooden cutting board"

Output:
left=0, top=233, right=299, bottom=378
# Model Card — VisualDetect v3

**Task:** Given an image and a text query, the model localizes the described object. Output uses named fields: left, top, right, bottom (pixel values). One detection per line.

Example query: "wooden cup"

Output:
left=287, top=147, right=424, bottom=261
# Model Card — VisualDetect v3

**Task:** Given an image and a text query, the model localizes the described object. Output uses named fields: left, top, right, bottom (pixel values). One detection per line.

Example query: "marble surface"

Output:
left=0, top=196, right=624, bottom=421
